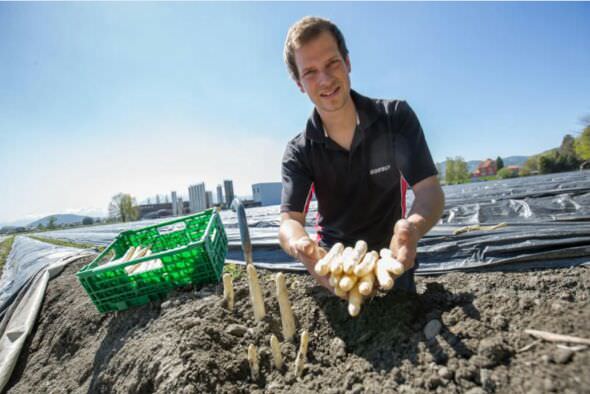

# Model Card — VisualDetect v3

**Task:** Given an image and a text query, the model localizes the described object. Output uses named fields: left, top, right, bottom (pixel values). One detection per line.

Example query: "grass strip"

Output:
left=0, top=236, right=16, bottom=272
left=28, top=235, right=105, bottom=252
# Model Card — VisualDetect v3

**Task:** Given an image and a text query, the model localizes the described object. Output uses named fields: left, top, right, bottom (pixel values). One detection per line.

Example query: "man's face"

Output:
left=294, top=31, right=351, bottom=113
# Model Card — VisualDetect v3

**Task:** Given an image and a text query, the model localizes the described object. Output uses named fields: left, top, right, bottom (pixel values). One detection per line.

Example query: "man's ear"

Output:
left=345, top=55, right=351, bottom=73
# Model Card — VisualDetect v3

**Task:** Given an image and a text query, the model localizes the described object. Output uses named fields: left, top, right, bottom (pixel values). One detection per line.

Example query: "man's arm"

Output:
left=390, top=175, right=445, bottom=270
left=279, top=211, right=333, bottom=292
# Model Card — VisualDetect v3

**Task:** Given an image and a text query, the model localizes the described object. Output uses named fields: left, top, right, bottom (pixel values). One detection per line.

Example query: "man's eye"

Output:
left=304, top=70, right=316, bottom=77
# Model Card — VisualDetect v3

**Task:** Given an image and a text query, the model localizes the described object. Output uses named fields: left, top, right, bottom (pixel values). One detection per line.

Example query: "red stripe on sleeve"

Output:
left=400, top=176, right=408, bottom=218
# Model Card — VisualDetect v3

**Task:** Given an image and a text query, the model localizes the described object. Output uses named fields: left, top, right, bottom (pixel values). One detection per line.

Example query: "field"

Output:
left=5, top=258, right=589, bottom=393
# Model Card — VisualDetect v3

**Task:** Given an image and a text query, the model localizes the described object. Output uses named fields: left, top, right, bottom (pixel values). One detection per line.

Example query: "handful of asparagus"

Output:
left=314, top=241, right=405, bottom=317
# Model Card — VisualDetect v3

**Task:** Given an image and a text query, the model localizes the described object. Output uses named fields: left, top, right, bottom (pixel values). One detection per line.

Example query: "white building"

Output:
left=188, top=182, right=207, bottom=213
left=252, top=182, right=282, bottom=206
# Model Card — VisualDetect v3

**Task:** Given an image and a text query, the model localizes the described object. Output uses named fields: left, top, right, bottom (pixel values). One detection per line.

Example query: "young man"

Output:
left=279, top=16, right=444, bottom=294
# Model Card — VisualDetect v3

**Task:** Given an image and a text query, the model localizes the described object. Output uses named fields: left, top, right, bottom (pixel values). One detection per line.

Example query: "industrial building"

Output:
left=138, top=201, right=189, bottom=219
left=252, top=182, right=282, bottom=206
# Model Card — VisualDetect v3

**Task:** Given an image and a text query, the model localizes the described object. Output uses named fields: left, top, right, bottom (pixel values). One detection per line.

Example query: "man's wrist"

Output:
left=406, top=216, right=425, bottom=240
left=287, top=234, right=311, bottom=258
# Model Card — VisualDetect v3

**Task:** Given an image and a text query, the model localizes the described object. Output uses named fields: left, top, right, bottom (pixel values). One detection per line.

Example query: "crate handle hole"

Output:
left=210, top=228, right=217, bottom=243
left=158, top=222, right=187, bottom=235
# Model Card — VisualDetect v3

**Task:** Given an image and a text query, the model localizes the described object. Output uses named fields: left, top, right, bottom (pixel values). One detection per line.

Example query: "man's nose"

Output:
left=317, top=69, right=333, bottom=87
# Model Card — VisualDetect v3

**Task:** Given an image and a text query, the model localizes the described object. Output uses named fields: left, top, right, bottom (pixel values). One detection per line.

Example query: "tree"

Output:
left=445, top=157, right=456, bottom=183
left=560, top=134, right=576, bottom=157
left=538, top=154, right=556, bottom=174
left=455, top=157, right=470, bottom=182
left=497, top=167, right=517, bottom=179
left=47, top=216, right=57, bottom=230
left=496, top=156, right=504, bottom=171
left=519, top=167, right=531, bottom=177
left=109, top=193, right=139, bottom=222
left=445, top=157, right=470, bottom=184
left=575, top=125, right=590, bottom=161
left=436, top=163, right=443, bottom=181
left=523, top=155, right=539, bottom=173
left=82, top=217, right=93, bottom=226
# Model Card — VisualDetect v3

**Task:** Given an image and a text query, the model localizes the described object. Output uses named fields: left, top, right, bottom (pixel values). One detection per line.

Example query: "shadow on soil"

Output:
left=308, top=281, right=478, bottom=373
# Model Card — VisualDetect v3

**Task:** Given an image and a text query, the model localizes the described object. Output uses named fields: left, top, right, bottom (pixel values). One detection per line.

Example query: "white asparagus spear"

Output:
left=379, top=249, right=405, bottom=276
left=334, top=287, right=348, bottom=299
left=376, top=258, right=394, bottom=290
left=358, top=272, right=375, bottom=296
left=223, top=273, right=234, bottom=311
left=247, top=264, right=266, bottom=321
left=121, top=246, right=136, bottom=262
left=339, top=274, right=358, bottom=292
left=343, top=240, right=368, bottom=273
left=314, top=242, right=344, bottom=276
left=329, top=272, right=342, bottom=288
left=294, top=330, right=310, bottom=377
left=338, top=247, right=354, bottom=274
left=125, top=249, right=152, bottom=274
left=353, top=251, right=379, bottom=277
left=275, top=273, right=296, bottom=341
left=329, top=249, right=346, bottom=275
left=247, top=344, right=259, bottom=380
left=348, top=284, right=363, bottom=317
left=130, top=246, right=148, bottom=261
left=270, top=334, right=283, bottom=369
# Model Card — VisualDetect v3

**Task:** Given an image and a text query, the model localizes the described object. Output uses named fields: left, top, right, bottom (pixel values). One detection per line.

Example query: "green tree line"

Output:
left=522, top=125, right=590, bottom=175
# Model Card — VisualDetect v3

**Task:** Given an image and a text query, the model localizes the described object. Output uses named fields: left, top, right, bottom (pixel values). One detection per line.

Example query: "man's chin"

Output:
left=317, top=101, right=347, bottom=113
left=314, top=92, right=350, bottom=113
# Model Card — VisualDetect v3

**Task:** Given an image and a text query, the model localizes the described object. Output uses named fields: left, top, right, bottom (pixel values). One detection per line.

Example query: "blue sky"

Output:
left=0, top=2, right=589, bottom=224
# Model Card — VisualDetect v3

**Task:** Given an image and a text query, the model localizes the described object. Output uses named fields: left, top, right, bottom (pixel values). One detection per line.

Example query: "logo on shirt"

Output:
left=369, top=164, right=391, bottom=175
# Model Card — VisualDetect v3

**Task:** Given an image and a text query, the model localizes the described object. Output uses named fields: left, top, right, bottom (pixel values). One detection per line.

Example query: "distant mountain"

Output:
left=0, top=218, right=35, bottom=228
left=436, top=156, right=529, bottom=177
left=502, top=156, right=529, bottom=167
left=27, top=214, right=94, bottom=228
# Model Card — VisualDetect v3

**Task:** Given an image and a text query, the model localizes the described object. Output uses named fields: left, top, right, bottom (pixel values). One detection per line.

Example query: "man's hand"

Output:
left=279, top=212, right=345, bottom=298
left=389, top=219, right=419, bottom=271
left=289, top=236, right=346, bottom=297
left=288, top=236, right=321, bottom=265
left=389, top=176, right=444, bottom=273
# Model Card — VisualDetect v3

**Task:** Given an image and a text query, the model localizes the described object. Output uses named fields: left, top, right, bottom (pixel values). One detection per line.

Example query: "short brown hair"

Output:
left=283, top=16, right=349, bottom=82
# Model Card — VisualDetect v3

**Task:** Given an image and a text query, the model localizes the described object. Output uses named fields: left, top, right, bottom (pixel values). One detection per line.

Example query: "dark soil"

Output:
left=5, top=258, right=589, bottom=394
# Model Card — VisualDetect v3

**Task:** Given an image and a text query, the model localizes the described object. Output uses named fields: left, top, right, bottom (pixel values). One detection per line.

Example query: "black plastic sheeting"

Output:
left=24, top=170, right=590, bottom=274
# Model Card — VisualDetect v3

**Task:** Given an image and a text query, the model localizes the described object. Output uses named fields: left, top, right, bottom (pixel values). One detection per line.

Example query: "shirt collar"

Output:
left=305, top=89, right=380, bottom=142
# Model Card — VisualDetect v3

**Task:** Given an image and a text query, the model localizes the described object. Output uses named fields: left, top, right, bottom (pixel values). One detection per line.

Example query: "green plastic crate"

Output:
left=76, top=208, right=227, bottom=313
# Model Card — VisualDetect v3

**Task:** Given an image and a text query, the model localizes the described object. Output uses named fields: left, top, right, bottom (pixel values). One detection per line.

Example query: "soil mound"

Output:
left=5, top=259, right=589, bottom=393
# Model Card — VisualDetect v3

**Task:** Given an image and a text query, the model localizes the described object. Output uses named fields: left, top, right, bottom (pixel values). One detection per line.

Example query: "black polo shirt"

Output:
left=281, top=89, right=437, bottom=250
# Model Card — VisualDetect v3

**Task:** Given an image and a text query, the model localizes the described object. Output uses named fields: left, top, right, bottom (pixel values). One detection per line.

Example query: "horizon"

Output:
left=1, top=3, right=589, bottom=224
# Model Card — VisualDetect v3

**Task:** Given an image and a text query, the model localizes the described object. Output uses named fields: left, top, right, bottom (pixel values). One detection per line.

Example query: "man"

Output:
left=279, top=16, right=444, bottom=295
